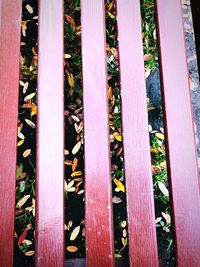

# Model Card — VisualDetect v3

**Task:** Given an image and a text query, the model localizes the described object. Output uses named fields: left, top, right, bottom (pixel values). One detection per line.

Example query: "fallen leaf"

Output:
left=23, top=149, right=31, bottom=158
left=113, top=178, right=125, bottom=192
left=18, top=229, right=28, bottom=246
left=155, top=133, right=165, bottom=140
left=64, top=54, right=71, bottom=59
left=25, top=119, right=36, bottom=128
left=112, top=196, right=122, bottom=204
left=25, top=251, right=35, bottom=256
left=16, top=164, right=23, bottom=178
left=65, top=15, right=76, bottom=30
left=26, top=4, right=34, bottom=14
left=68, top=73, right=75, bottom=87
left=70, top=226, right=80, bottom=241
left=16, top=195, right=30, bottom=208
left=115, top=134, right=122, bottom=142
left=158, top=182, right=169, bottom=197
left=17, top=139, right=25, bottom=147
left=24, top=93, right=36, bottom=102
left=72, top=158, right=78, bottom=172
left=66, top=246, right=78, bottom=252
left=72, top=141, right=81, bottom=155
left=71, top=171, right=82, bottom=177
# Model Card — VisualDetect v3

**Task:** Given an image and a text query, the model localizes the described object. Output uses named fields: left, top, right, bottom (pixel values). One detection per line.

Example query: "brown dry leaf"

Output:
left=25, top=119, right=36, bottom=128
left=16, top=195, right=30, bottom=208
left=24, top=93, right=36, bottom=102
left=23, top=149, right=31, bottom=158
left=66, top=246, right=78, bottom=252
left=68, top=73, right=75, bottom=87
left=72, top=141, right=81, bottom=155
left=108, top=87, right=113, bottom=100
left=70, top=226, right=80, bottom=241
left=31, top=104, right=37, bottom=116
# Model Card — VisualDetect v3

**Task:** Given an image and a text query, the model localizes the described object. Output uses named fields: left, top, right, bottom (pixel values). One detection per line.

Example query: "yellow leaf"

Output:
left=115, top=135, right=122, bottom=142
left=107, top=11, right=115, bottom=19
left=68, top=73, right=74, bottom=87
left=66, top=246, right=78, bottom=252
left=31, top=104, right=37, bottom=116
left=23, top=149, right=31, bottom=158
left=70, top=226, right=80, bottom=241
left=71, top=171, right=82, bottom=177
left=155, top=133, right=165, bottom=140
left=21, top=21, right=28, bottom=37
left=113, top=178, right=125, bottom=192
left=64, top=54, right=71, bottom=59
left=17, top=139, right=24, bottom=147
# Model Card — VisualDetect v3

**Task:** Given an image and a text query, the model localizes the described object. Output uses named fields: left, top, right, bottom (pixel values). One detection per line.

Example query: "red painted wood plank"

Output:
left=155, top=0, right=200, bottom=265
left=0, top=1, right=22, bottom=266
left=35, top=1, right=64, bottom=266
left=81, top=1, right=115, bottom=266
left=116, top=1, right=159, bottom=266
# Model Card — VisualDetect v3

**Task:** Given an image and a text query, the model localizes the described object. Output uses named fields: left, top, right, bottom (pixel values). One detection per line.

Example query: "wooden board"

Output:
left=0, top=1, right=22, bottom=266
left=81, top=0, right=115, bottom=266
left=116, top=1, right=159, bottom=266
left=35, top=1, right=64, bottom=266
left=155, top=0, right=200, bottom=265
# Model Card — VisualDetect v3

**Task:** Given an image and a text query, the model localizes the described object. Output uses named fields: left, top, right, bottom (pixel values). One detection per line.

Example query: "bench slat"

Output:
left=156, top=0, right=200, bottom=265
left=116, top=1, right=159, bottom=266
left=35, top=1, right=64, bottom=266
left=0, top=1, right=22, bottom=266
left=81, top=0, right=115, bottom=266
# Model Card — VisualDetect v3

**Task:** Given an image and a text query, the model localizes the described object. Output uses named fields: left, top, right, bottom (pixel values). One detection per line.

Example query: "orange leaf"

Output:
left=72, top=158, right=78, bottom=172
left=65, top=15, right=76, bottom=31
left=66, top=246, right=78, bottom=252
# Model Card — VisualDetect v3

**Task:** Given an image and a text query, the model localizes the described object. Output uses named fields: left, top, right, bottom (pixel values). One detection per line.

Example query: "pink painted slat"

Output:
left=81, top=0, right=115, bottom=266
left=155, top=0, right=200, bottom=265
left=35, top=1, right=64, bottom=266
left=116, top=0, right=159, bottom=266
left=0, top=1, right=22, bottom=266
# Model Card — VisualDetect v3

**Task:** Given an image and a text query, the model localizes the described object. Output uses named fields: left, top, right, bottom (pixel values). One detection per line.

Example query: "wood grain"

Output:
left=35, top=1, right=64, bottom=266
left=155, top=0, right=200, bottom=265
left=81, top=0, right=115, bottom=266
left=0, top=1, right=22, bottom=266
left=116, top=1, right=159, bottom=266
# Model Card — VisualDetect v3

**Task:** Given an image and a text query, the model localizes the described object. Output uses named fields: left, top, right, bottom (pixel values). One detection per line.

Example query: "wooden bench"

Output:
left=0, top=0, right=200, bottom=266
